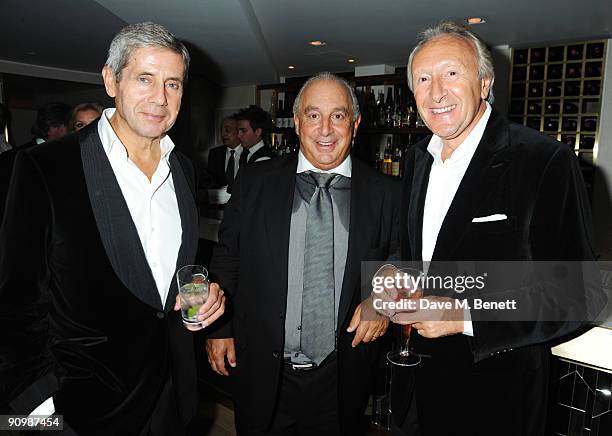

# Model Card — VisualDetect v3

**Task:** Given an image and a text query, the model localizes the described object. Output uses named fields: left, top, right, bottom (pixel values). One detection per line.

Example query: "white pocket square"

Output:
left=472, top=214, right=507, bottom=223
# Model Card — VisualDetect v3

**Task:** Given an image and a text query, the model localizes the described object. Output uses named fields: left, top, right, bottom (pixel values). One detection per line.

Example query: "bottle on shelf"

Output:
left=393, top=87, right=403, bottom=128
left=391, top=140, right=401, bottom=177
left=383, top=137, right=393, bottom=175
left=384, top=87, right=394, bottom=127
left=276, top=100, right=285, bottom=128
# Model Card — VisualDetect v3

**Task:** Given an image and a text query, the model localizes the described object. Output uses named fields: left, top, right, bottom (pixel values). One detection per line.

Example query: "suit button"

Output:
left=156, top=312, right=165, bottom=319
left=272, top=351, right=279, bottom=359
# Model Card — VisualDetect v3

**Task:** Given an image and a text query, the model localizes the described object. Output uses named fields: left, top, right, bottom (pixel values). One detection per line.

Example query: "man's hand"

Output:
left=347, top=301, right=389, bottom=347
left=391, top=296, right=464, bottom=338
left=174, top=282, right=226, bottom=331
left=206, top=338, right=236, bottom=376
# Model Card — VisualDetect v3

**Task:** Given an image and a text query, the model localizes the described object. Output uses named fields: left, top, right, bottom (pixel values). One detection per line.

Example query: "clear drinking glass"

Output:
left=386, top=268, right=423, bottom=367
left=176, top=265, right=209, bottom=325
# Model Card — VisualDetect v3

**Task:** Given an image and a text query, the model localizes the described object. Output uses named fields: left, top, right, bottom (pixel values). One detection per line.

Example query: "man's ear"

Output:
left=481, top=75, right=494, bottom=101
left=102, top=66, right=118, bottom=98
left=255, top=127, right=263, bottom=139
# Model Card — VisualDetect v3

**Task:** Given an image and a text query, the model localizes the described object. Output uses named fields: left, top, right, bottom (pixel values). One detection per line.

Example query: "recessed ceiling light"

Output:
left=288, top=65, right=295, bottom=70
left=466, top=17, right=486, bottom=25
left=347, top=58, right=355, bottom=63
left=309, top=40, right=327, bottom=47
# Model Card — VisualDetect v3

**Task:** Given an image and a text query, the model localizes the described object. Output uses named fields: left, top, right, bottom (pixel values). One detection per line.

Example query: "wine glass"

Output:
left=176, top=265, right=209, bottom=326
left=387, top=267, right=423, bottom=367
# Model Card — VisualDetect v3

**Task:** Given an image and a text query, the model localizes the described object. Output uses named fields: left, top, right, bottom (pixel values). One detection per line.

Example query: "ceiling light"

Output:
left=309, top=40, right=327, bottom=47
left=348, top=58, right=356, bottom=63
left=466, top=17, right=486, bottom=25
left=288, top=65, right=295, bottom=70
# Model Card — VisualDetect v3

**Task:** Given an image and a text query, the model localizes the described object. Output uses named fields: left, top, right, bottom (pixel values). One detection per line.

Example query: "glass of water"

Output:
left=176, top=265, right=209, bottom=326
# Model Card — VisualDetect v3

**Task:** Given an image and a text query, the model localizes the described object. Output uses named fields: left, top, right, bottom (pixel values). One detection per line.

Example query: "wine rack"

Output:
left=509, top=40, right=607, bottom=166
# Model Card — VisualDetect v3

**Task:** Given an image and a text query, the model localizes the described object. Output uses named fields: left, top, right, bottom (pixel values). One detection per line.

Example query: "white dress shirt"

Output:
left=224, top=145, right=243, bottom=180
left=245, top=140, right=272, bottom=163
left=422, top=102, right=492, bottom=336
left=98, top=108, right=182, bottom=305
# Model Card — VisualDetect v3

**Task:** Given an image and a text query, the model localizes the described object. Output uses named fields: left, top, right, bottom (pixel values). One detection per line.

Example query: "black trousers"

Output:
left=236, top=356, right=340, bottom=436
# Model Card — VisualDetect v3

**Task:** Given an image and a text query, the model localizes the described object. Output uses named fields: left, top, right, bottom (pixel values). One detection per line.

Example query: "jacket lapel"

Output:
left=407, top=144, right=433, bottom=261
left=337, top=158, right=374, bottom=330
left=264, top=154, right=298, bottom=299
left=432, top=110, right=515, bottom=260
left=164, top=153, right=199, bottom=312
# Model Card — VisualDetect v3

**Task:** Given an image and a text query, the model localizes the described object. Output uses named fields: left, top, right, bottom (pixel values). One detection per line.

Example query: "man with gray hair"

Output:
left=206, top=72, right=400, bottom=435
left=0, top=22, right=225, bottom=434
left=381, top=21, right=597, bottom=435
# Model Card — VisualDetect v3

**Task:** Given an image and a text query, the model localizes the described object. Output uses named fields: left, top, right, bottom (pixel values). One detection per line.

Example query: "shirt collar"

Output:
left=97, top=108, right=176, bottom=160
left=245, top=140, right=264, bottom=157
left=427, top=101, right=492, bottom=163
left=227, top=144, right=242, bottom=156
left=296, top=150, right=352, bottom=178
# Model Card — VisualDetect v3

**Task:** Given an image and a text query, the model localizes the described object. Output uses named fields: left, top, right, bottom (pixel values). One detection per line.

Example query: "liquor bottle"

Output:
left=545, top=101, right=560, bottom=114
left=276, top=100, right=285, bottom=128
left=391, top=142, right=401, bottom=177
left=567, top=45, right=583, bottom=60
left=544, top=118, right=559, bottom=131
left=563, top=101, right=579, bottom=114
left=269, top=98, right=277, bottom=127
left=286, top=98, right=295, bottom=128
left=527, top=102, right=542, bottom=115
left=383, top=137, right=393, bottom=175
left=393, top=87, right=403, bottom=128
left=384, top=87, right=394, bottom=127
left=584, top=81, right=601, bottom=96
left=376, top=92, right=386, bottom=128
left=403, top=95, right=416, bottom=128
left=565, top=63, right=581, bottom=79
left=562, top=118, right=578, bottom=131
left=547, top=64, right=563, bottom=80
left=546, top=83, right=562, bottom=97
left=548, top=46, right=565, bottom=62
left=366, top=89, right=377, bottom=127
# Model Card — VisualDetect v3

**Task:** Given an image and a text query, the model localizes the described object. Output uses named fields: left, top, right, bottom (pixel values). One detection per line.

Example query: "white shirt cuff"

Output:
left=29, top=396, right=55, bottom=417
left=463, top=306, right=474, bottom=336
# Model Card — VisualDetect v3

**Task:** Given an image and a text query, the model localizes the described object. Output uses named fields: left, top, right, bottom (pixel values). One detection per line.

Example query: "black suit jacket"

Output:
left=398, top=109, right=600, bottom=434
left=209, top=153, right=400, bottom=433
left=206, top=145, right=230, bottom=188
left=0, top=123, right=199, bottom=435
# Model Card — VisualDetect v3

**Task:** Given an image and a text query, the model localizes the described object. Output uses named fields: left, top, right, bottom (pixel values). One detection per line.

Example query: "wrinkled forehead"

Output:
left=300, top=79, right=352, bottom=112
left=414, top=35, right=478, bottom=67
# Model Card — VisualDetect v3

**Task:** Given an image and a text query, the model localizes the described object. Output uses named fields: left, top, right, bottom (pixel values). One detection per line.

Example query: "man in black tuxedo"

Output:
left=0, top=22, right=224, bottom=435
left=206, top=116, right=242, bottom=189
left=206, top=72, right=400, bottom=435
left=381, top=22, right=600, bottom=436
left=234, top=105, right=276, bottom=166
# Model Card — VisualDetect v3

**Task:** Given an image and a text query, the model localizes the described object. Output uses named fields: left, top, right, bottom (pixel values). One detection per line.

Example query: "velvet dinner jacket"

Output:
left=0, top=122, right=199, bottom=434
left=208, top=152, right=401, bottom=431
left=400, top=108, right=598, bottom=362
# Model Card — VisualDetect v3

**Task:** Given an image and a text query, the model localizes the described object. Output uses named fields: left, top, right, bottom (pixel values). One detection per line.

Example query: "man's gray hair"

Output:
left=293, top=72, right=360, bottom=121
left=407, top=21, right=495, bottom=103
left=105, top=22, right=190, bottom=82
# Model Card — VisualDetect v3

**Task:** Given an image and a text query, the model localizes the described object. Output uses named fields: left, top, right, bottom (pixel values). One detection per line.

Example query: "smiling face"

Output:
left=102, top=46, right=184, bottom=144
left=294, top=79, right=360, bottom=170
left=411, top=35, right=491, bottom=152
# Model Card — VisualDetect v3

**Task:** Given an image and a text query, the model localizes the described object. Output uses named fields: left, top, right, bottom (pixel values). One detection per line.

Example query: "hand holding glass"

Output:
left=176, top=265, right=209, bottom=326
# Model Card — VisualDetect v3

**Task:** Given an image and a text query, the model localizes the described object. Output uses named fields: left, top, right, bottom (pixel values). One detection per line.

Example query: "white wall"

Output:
left=592, top=39, right=612, bottom=259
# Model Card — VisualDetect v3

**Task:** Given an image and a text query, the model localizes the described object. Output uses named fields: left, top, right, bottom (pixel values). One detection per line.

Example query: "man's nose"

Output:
left=431, top=77, right=447, bottom=103
left=150, top=82, right=168, bottom=106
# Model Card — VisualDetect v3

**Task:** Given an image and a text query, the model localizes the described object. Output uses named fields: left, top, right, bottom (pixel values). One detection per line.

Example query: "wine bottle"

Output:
left=384, top=87, right=394, bottom=127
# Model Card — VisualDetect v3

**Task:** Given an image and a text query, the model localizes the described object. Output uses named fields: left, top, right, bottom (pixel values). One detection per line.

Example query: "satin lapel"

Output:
left=432, top=110, right=514, bottom=260
left=407, top=143, right=433, bottom=261
left=164, top=153, right=199, bottom=312
left=337, top=158, right=372, bottom=330
left=264, top=154, right=298, bottom=297
left=80, top=127, right=162, bottom=310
